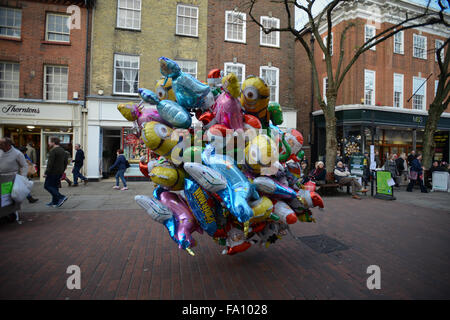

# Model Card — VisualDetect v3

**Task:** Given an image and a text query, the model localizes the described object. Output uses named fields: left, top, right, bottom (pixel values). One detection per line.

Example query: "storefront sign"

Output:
left=0, top=101, right=75, bottom=121
left=2, top=104, right=40, bottom=115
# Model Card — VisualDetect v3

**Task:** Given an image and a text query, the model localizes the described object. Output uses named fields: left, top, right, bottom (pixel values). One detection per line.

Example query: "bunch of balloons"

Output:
left=117, top=57, right=324, bottom=256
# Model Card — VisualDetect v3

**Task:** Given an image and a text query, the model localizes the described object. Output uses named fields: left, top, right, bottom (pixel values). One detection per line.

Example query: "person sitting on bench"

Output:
left=334, top=161, right=368, bottom=200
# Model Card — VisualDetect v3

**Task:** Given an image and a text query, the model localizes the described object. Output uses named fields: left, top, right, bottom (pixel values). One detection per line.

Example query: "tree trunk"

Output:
left=323, top=100, right=338, bottom=173
left=422, top=103, right=441, bottom=168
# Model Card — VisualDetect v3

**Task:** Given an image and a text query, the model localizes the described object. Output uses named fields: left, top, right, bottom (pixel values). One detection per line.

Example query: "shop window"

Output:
left=0, top=7, right=21, bottom=38
left=393, top=31, right=404, bottom=54
left=365, top=25, right=376, bottom=50
left=0, top=61, right=19, bottom=99
left=393, top=73, right=404, bottom=108
left=260, top=66, right=279, bottom=103
left=260, top=16, right=280, bottom=47
left=174, top=60, right=197, bottom=78
left=114, top=54, right=139, bottom=95
left=364, top=69, right=375, bottom=106
left=176, top=4, right=198, bottom=37
left=413, top=34, right=427, bottom=59
left=44, top=65, right=68, bottom=102
left=225, top=11, right=246, bottom=43
left=46, top=13, right=70, bottom=42
left=224, top=62, right=245, bottom=85
left=116, top=0, right=141, bottom=30
left=412, top=76, right=426, bottom=110
left=42, top=132, right=73, bottom=166
left=435, top=39, right=444, bottom=62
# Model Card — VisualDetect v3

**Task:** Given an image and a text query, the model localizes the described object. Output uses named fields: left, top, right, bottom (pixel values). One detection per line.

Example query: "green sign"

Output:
left=1, top=181, right=13, bottom=195
left=376, top=171, right=393, bottom=196
left=350, top=154, right=365, bottom=176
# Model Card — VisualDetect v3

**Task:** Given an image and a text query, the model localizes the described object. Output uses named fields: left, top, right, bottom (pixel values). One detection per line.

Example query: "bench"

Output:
left=317, top=172, right=351, bottom=196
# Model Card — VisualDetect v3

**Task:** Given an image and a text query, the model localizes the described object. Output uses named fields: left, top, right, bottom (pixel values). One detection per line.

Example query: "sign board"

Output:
left=370, top=145, right=376, bottom=170
left=431, top=171, right=449, bottom=192
left=375, top=170, right=395, bottom=200
left=349, top=153, right=365, bottom=176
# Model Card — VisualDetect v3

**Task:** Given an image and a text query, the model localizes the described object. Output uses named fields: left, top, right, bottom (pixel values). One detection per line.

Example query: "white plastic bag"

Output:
left=11, top=174, right=33, bottom=203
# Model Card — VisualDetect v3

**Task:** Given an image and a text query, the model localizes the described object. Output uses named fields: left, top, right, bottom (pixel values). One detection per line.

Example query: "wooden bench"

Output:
left=317, top=172, right=351, bottom=196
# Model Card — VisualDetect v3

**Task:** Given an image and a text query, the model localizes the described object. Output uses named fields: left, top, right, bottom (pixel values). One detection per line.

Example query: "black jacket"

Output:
left=46, top=146, right=68, bottom=175
left=74, top=149, right=85, bottom=167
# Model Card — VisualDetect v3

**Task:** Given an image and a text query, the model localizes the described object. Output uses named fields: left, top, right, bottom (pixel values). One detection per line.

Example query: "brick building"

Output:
left=206, top=0, right=298, bottom=130
left=86, top=0, right=208, bottom=179
left=295, top=0, right=450, bottom=165
left=0, top=0, right=94, bottom=180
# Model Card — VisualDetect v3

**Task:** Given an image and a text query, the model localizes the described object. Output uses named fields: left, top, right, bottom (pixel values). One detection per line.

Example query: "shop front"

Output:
left=313, top=105, right=450, bottom=166
left=0, top=101, right=82, bottom=181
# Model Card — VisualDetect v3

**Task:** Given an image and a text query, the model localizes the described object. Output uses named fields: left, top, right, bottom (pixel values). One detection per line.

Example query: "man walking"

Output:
left=0, top=137, right=28, bottom=177
left=26, top=142, right=37, bottom=164
left=44, top=137, right=68, bottom=208
left=72, top=144, right=88, bottom=186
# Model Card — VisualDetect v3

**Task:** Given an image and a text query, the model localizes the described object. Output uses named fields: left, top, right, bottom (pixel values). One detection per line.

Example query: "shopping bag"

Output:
left=11, top=174, right=33, bottom=203
left=409, top=171, right=418, bottom=180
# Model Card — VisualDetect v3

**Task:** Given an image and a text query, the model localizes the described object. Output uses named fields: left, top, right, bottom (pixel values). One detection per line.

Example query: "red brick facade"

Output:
left=0, top=0, right=89, bottom=101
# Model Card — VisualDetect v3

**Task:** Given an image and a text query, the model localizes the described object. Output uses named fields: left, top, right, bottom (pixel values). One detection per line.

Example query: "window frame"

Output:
left=364, top=69, right=376, bottom=106
left=260, top=65, right=280, bottom=103
left=224, top=62, right=245, bottom=85
left=435, top=79, right=439, bottom=97
left=174, top=59, right=198, bottom=78
left=224, top=10, right=246, bottom=44
left=0, top=61, right=20, bottom=100
left=412, top=76, right=427, bottom=110
left=45, top=12, right=70, bottom=43
left=260, top=16, right=280, bottom=48
left=365, top=25, right=376, bottom=51
left=113, top=53, right=140, bottom=96
left=393, top=30, right=404, bottom=54
left=116, top=0, right=142, bottom=31
left=176, top=4, right=199, bottom=37
left=435, top=39, right=444, bottom=62
left=393, top=73, right=404, bottom=108
left=323, top=77, right=328, bottom=104
left=43, top=65, right=69, bottom=102
left=413, top=34, right=427, bottom=60
left=0, top=6, right=21, bottom=39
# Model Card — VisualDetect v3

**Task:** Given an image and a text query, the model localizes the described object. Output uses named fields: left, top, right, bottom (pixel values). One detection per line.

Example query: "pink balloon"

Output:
left=137, top=108, right=172, bottom=127
left=213, top=92, right=244, bottom=130
left=158, top=191, right=202, bottom=250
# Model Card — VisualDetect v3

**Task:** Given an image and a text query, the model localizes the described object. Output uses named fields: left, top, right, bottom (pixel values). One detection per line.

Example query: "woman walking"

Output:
left=110, top=149, right=129, bottom=191
left=385, top=154, right=399, bottom=187
left=406, top=154, right=427, bottom=193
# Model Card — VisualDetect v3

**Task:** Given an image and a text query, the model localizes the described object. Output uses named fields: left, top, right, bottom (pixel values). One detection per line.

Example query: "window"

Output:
left=435, top=39, right=444, bottom=62
left=412, top=77, right=426, bottom=110
left=364, top=70, right=375, bottom=105
left=0, top=7, right=21, bottom=38
left=0, top=62, right=19, bottom=99
left=365, top=25, right=376, bottom=50
left=117, top=0, right=141, bottom=30
left=46, top=13, right=70, bottom=42
left=260, top=66, right=279, bottom=103
left=435, top=80, right=439, bottom=97
left=323, top=33, right=333, bottom=58
left=224, top=62, right=245, bottom=85
left=175, top=60, right=197, bottom=78
left=413, top=34, right=427, bottom=59
left=260, top=16, right=280, bottom=47
left=323, top=77, right=328, bottom=104
left=176, top=4, right=198, bottom=37
left=394, top=31, right=404, bottom=54
left=225, top=11, right=246, bottom=43
left=393, top=73, right=404, bottom=108
left=44, top=65, right=68, bottom=102
left=114, top=54, right=139, bottom=95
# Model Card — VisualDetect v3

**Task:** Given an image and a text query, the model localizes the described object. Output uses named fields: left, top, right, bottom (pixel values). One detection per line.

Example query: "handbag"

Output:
left=409, top=171, right=418, bottom=180
left=27, top=160, right=37, bottom=177
left=125, top=160, right=131, bottom=168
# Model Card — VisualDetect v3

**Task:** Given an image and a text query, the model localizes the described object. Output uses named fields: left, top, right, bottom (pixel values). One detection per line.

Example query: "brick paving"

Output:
left=0, top=195, right=449, bottom=300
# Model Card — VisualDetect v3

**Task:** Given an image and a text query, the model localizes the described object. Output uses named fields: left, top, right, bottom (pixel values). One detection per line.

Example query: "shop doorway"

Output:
left=4, top=126, right=41, bottom=176
left=102, top=129, right=121, bottom=178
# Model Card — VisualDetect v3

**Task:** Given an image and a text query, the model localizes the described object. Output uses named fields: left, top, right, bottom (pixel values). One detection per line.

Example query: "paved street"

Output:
left=0, top=181, right=449, bottom=300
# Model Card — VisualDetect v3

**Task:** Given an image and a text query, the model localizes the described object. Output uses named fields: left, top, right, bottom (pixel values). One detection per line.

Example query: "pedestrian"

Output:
left=300, top=161, right=309, bottom=178
left=72, top=144, right=88, bottom=186
left=26, top=142, right=37, bottom=164
left=334, top=161, right=368, bottom=200
left=44, top=137, right=69, bottom=207
left=407, top=150, right=416, bottom=166
left=374, top=150, right=381, bottom=168
left=384, top=154, right=399, bottom=187
left=363, top=151, right=370, bottom=187
left=59, top=150, right=72, bottom=187
left=110, top=149, right=129, bottom=190
left=19, top=146, right=39, bottom=203
left=406, top=154, right=427, bottom=193
left=396, top=153, right=407, bottom=186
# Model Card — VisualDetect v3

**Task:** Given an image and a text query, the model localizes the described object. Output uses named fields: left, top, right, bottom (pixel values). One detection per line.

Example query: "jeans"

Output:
left=44, top=174, right=65, bottom=204
left=72, top=166, right=87, bottom=185
left=115, top=169, right=127, bottom=187
left=407, top=178, right=427, bottom=192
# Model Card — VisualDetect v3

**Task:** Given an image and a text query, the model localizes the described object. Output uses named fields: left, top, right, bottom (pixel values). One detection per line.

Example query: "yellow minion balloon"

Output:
left=149, top=161, right=186, bottom=191
left=155, top=78, right=176, bottom=101
left=141, top=121, right=178, bottom=158
left=245, top=135, right=278, bottom=174
left=249, top=196, right=274, bottom=224
left=221, top=72, right=241, bottom=98
left=240, top=76, right=270, bottom=128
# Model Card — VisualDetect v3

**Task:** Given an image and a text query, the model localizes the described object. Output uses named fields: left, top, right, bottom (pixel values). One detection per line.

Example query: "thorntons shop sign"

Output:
left=1, top=104, right=40, bottom=116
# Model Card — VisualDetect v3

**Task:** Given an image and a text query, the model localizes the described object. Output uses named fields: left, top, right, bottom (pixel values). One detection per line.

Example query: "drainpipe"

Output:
left=309, top=32, right=315, bottom=162
left=82, top=0, right=91, bottom=177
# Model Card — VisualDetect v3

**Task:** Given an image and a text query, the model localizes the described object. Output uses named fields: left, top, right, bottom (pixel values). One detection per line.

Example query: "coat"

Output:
left=110, top=154, right=128, bottom=171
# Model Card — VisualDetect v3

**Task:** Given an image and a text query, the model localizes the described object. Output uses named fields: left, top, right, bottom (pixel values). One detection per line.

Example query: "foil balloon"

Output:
left=245, top=134, right=278, bottom=175
left=249, top=196, right=274, bottom=224
left=158, top=191, right=202, bottom=254
left=288, top=189, right=324, bottom=213
left=285, top=129, right=304, bottom=157
left=213, top=73, right=244, bottom=130
left=267, top=102, right=284, bottom=126
left=273, top=200, right=298, bottom=225
left=149, top=160, right=186, bottom=191
left=141, top=121, right=178, bottom=158
left=252, top=176, right=298, bottom=199
left=207, top=68, right=223, bottom=99
left=223, top=227, right=252, bottom=255
left=139, top=88, right=192, bottom=129
left=159, top=57, right=211, bottom=111
left=202, top=144, right=258, bottom=225
left=240, top=76, right=270, bottom=128
left=183, top=162, right=227, bottom=193
left=155, top=78, right=176, bottom=101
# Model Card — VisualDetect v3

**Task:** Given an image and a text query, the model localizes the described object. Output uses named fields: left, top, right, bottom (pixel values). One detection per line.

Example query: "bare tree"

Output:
left=241, top=0, right=447, bottom=171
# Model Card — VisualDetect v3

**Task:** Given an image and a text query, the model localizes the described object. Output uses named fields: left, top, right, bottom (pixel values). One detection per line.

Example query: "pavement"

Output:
left=0, top=180, right=449, bottom=300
